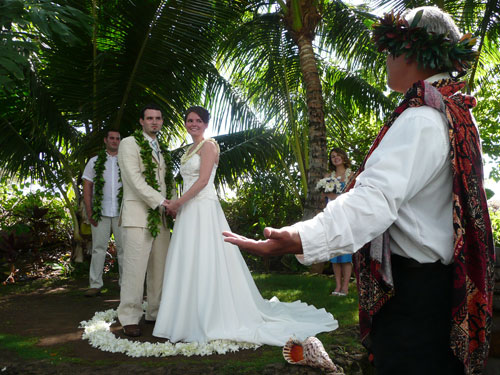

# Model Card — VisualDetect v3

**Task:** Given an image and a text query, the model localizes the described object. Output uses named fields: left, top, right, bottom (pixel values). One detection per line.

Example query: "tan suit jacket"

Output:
left=118, top=135, right=167, bottom=227
left=117, top=132, right=170, bottom=325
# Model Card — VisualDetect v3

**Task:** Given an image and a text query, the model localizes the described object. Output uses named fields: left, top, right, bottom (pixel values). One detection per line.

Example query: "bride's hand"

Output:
left=222, top=226, right=303, bottom=257
left=166, top=199, right=180, bottom=212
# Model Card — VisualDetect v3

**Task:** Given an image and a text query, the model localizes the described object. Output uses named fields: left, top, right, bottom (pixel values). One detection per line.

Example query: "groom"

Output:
left=117, top=103, right=172, bottom=337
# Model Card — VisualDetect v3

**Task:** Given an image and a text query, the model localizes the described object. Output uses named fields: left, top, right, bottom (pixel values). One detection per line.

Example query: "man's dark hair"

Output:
left=140, top=103, right=163, bottom=119
left=104, top=129, right=121, bottom=138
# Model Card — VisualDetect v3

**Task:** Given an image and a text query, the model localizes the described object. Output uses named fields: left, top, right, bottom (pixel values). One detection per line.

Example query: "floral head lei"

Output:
left=372, top=10, right=479, bottom=73
left=118, top=129, right=174, bottom=237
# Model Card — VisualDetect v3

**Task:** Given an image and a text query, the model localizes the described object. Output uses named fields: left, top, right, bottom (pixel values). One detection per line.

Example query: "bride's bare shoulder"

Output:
left=201, top=139, right=219, bottom=154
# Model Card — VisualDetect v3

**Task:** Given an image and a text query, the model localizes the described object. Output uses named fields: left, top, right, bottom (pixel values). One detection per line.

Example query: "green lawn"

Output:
left=0, top=271, right=364, bottom=374
left=254, top=272, right=359, bottom=326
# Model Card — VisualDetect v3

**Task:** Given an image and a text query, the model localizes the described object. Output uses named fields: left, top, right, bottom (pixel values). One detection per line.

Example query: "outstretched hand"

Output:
left=222, top=226, right=303, bottom=257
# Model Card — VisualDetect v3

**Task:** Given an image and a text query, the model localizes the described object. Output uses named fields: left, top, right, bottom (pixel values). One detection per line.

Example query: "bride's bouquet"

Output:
left=316, top=176, right=343, bottom=194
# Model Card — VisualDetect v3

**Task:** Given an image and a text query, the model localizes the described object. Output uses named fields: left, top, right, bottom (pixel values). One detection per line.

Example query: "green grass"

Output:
left=0, top=276, right=70, bottom=297
left=252, top=272, right=361, bottom=354
left=253, top=272, right=359, bottom=326
left=0, top=333, right=82, bottom=363
left=0, top=272, right=362, bottom=373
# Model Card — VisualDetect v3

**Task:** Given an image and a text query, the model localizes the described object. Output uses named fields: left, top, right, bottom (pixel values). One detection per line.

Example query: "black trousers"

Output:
left=370, top=254, right=464, bottom=375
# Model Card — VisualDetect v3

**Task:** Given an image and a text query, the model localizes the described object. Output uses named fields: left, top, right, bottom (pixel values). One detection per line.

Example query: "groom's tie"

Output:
left=150, top=140, right=160, bottom=160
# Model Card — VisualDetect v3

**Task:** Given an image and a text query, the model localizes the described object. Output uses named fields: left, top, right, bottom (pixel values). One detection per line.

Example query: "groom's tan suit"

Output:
left=117, top=133, right=170, bottom=326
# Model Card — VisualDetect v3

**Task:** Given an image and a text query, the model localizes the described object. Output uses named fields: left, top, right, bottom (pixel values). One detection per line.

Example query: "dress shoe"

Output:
left=144, top=319, right=156, bottom=324
left=84, top=288, right=101, bottom=297
left=123, top=324, right=141, bottom=337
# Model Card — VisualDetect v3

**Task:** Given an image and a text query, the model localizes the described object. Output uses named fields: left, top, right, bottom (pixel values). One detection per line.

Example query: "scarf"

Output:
left=345, top=78, right=495, bottom=375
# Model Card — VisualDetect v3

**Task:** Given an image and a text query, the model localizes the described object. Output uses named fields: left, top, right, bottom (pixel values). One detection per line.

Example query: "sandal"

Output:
left=331, top=291, right=347, bottom=296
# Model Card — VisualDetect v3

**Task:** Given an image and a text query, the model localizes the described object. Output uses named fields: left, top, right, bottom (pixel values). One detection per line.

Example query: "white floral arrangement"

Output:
left=315, top=168, right=351, bottom=194
left=79, top=303, right=260, bottom=357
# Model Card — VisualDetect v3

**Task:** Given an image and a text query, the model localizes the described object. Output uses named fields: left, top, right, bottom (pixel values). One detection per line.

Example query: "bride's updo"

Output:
left=185, top=106, right=210, bottom=123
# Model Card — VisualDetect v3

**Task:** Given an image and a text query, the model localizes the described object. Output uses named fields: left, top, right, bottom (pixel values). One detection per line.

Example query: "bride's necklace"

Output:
left=180, top=138, right=215, bottom=165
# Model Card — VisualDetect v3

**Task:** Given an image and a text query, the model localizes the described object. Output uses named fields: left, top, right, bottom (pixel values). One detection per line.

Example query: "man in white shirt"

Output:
left=82, top=130, right=123, bottom=297
left=224, top=6, right=494, bottom=375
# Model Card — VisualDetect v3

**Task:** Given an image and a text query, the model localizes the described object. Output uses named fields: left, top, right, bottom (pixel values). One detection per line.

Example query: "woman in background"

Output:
left=316, top=148, right=353, bottom=296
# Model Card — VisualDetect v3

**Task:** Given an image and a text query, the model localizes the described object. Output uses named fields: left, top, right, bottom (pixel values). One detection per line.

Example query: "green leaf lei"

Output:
left=372, top=11, right=479, bottom=73
left=91, top=148, right=107, bottom=222
left=128, top=129, right=174, bottom=238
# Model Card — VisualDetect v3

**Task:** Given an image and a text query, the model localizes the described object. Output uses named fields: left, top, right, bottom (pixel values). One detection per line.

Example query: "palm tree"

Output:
left=0, top=0, right=284, bottom=260
left=219, top=0, right=390, bottom=217
left=2, top=0, right=497, bottom=257
left=280, top=0, right=327, bottom=218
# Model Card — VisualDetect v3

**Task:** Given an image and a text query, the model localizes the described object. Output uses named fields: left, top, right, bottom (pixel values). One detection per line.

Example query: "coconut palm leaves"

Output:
left=0, top=0, right=91, bottom=92
left=218, top=1, right=392, bottom=216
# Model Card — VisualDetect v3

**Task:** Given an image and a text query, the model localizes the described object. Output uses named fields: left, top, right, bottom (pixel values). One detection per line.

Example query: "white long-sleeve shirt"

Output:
left=294, top=74, right=455, bottom=266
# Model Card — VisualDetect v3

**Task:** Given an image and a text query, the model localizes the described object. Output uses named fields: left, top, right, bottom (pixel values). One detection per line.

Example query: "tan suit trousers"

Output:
left=117, top=225, right=169, bottom=326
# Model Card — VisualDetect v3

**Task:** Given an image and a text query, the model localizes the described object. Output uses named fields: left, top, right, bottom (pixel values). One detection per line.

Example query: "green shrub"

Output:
left=490, top=207, right=500, bottom=248
left=222, top=166, right=306, bottom=273
left=0, top=178, right=72, bottom=280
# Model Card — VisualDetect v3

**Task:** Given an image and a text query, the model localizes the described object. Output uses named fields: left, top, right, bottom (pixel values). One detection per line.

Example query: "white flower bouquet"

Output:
left=316, top=177, right=343, bottom=194
left=316, top=168, right=352, bottom=194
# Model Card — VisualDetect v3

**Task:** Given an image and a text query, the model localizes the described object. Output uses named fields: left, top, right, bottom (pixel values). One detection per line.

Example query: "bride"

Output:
left=153, top=106, right=337, bottom=346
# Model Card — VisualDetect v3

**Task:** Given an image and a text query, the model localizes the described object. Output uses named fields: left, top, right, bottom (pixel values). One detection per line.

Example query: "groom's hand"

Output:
left=222, top=227, right=303, bottom=257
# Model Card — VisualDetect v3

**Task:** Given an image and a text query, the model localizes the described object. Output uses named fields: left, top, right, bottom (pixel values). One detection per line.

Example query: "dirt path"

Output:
left=0, top=277, right=360, bottom=375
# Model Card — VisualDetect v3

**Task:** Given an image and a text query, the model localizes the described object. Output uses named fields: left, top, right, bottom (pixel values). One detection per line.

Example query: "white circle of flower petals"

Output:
left=79, top=304, right=260, bottom=357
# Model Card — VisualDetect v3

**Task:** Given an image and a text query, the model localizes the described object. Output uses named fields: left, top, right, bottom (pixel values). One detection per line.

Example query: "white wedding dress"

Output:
left=153, top=151, right=338, bottom=346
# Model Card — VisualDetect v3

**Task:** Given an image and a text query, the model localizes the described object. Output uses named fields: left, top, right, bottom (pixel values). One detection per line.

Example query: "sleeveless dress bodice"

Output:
left=180, top=154, right=217, bottom=201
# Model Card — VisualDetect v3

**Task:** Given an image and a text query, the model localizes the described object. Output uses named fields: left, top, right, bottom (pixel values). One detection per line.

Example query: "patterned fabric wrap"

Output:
left=344, top=78, right=495, bottom=375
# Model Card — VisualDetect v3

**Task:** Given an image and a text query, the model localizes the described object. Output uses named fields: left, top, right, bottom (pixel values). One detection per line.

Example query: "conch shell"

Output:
left=282, top=336, right=342, bottom=374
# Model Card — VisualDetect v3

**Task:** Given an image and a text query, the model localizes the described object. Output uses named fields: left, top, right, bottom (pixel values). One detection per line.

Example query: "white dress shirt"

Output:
left=294, top=73, right=455, bottom=265
left=82, top=152, right=122, bottom=217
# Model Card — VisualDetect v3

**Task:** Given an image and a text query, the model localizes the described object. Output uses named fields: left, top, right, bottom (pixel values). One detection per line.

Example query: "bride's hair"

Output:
left=185, top=106, right=210, bottom=123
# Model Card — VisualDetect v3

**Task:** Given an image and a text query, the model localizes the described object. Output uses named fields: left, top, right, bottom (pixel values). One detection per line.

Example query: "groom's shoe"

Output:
left=123, top=324, right=141, bottom=337
left=144, top=319, right=155, bottom=324
left=84, top=288, right=101, bottom=297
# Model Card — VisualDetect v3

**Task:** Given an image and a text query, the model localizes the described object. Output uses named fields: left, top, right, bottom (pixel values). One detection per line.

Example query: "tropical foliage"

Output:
left=0, top=0, right=281, bottom=258
left=0, top=0, right=499, bottom=263
left=0, top=178, right=72, bottom=282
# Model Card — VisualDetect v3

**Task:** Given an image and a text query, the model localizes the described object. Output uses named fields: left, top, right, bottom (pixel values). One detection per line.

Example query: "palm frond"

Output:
left=319, top=1, right=384, bottom=72
left=170, top=127, right=285, bottom=190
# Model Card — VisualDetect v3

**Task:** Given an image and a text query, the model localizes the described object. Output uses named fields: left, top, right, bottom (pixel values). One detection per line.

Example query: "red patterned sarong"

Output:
left=345, top=79, right=495, bottom=375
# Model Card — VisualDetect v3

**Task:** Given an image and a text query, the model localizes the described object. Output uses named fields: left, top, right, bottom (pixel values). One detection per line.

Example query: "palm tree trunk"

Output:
left=296, top=34, right=327, bottom=219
